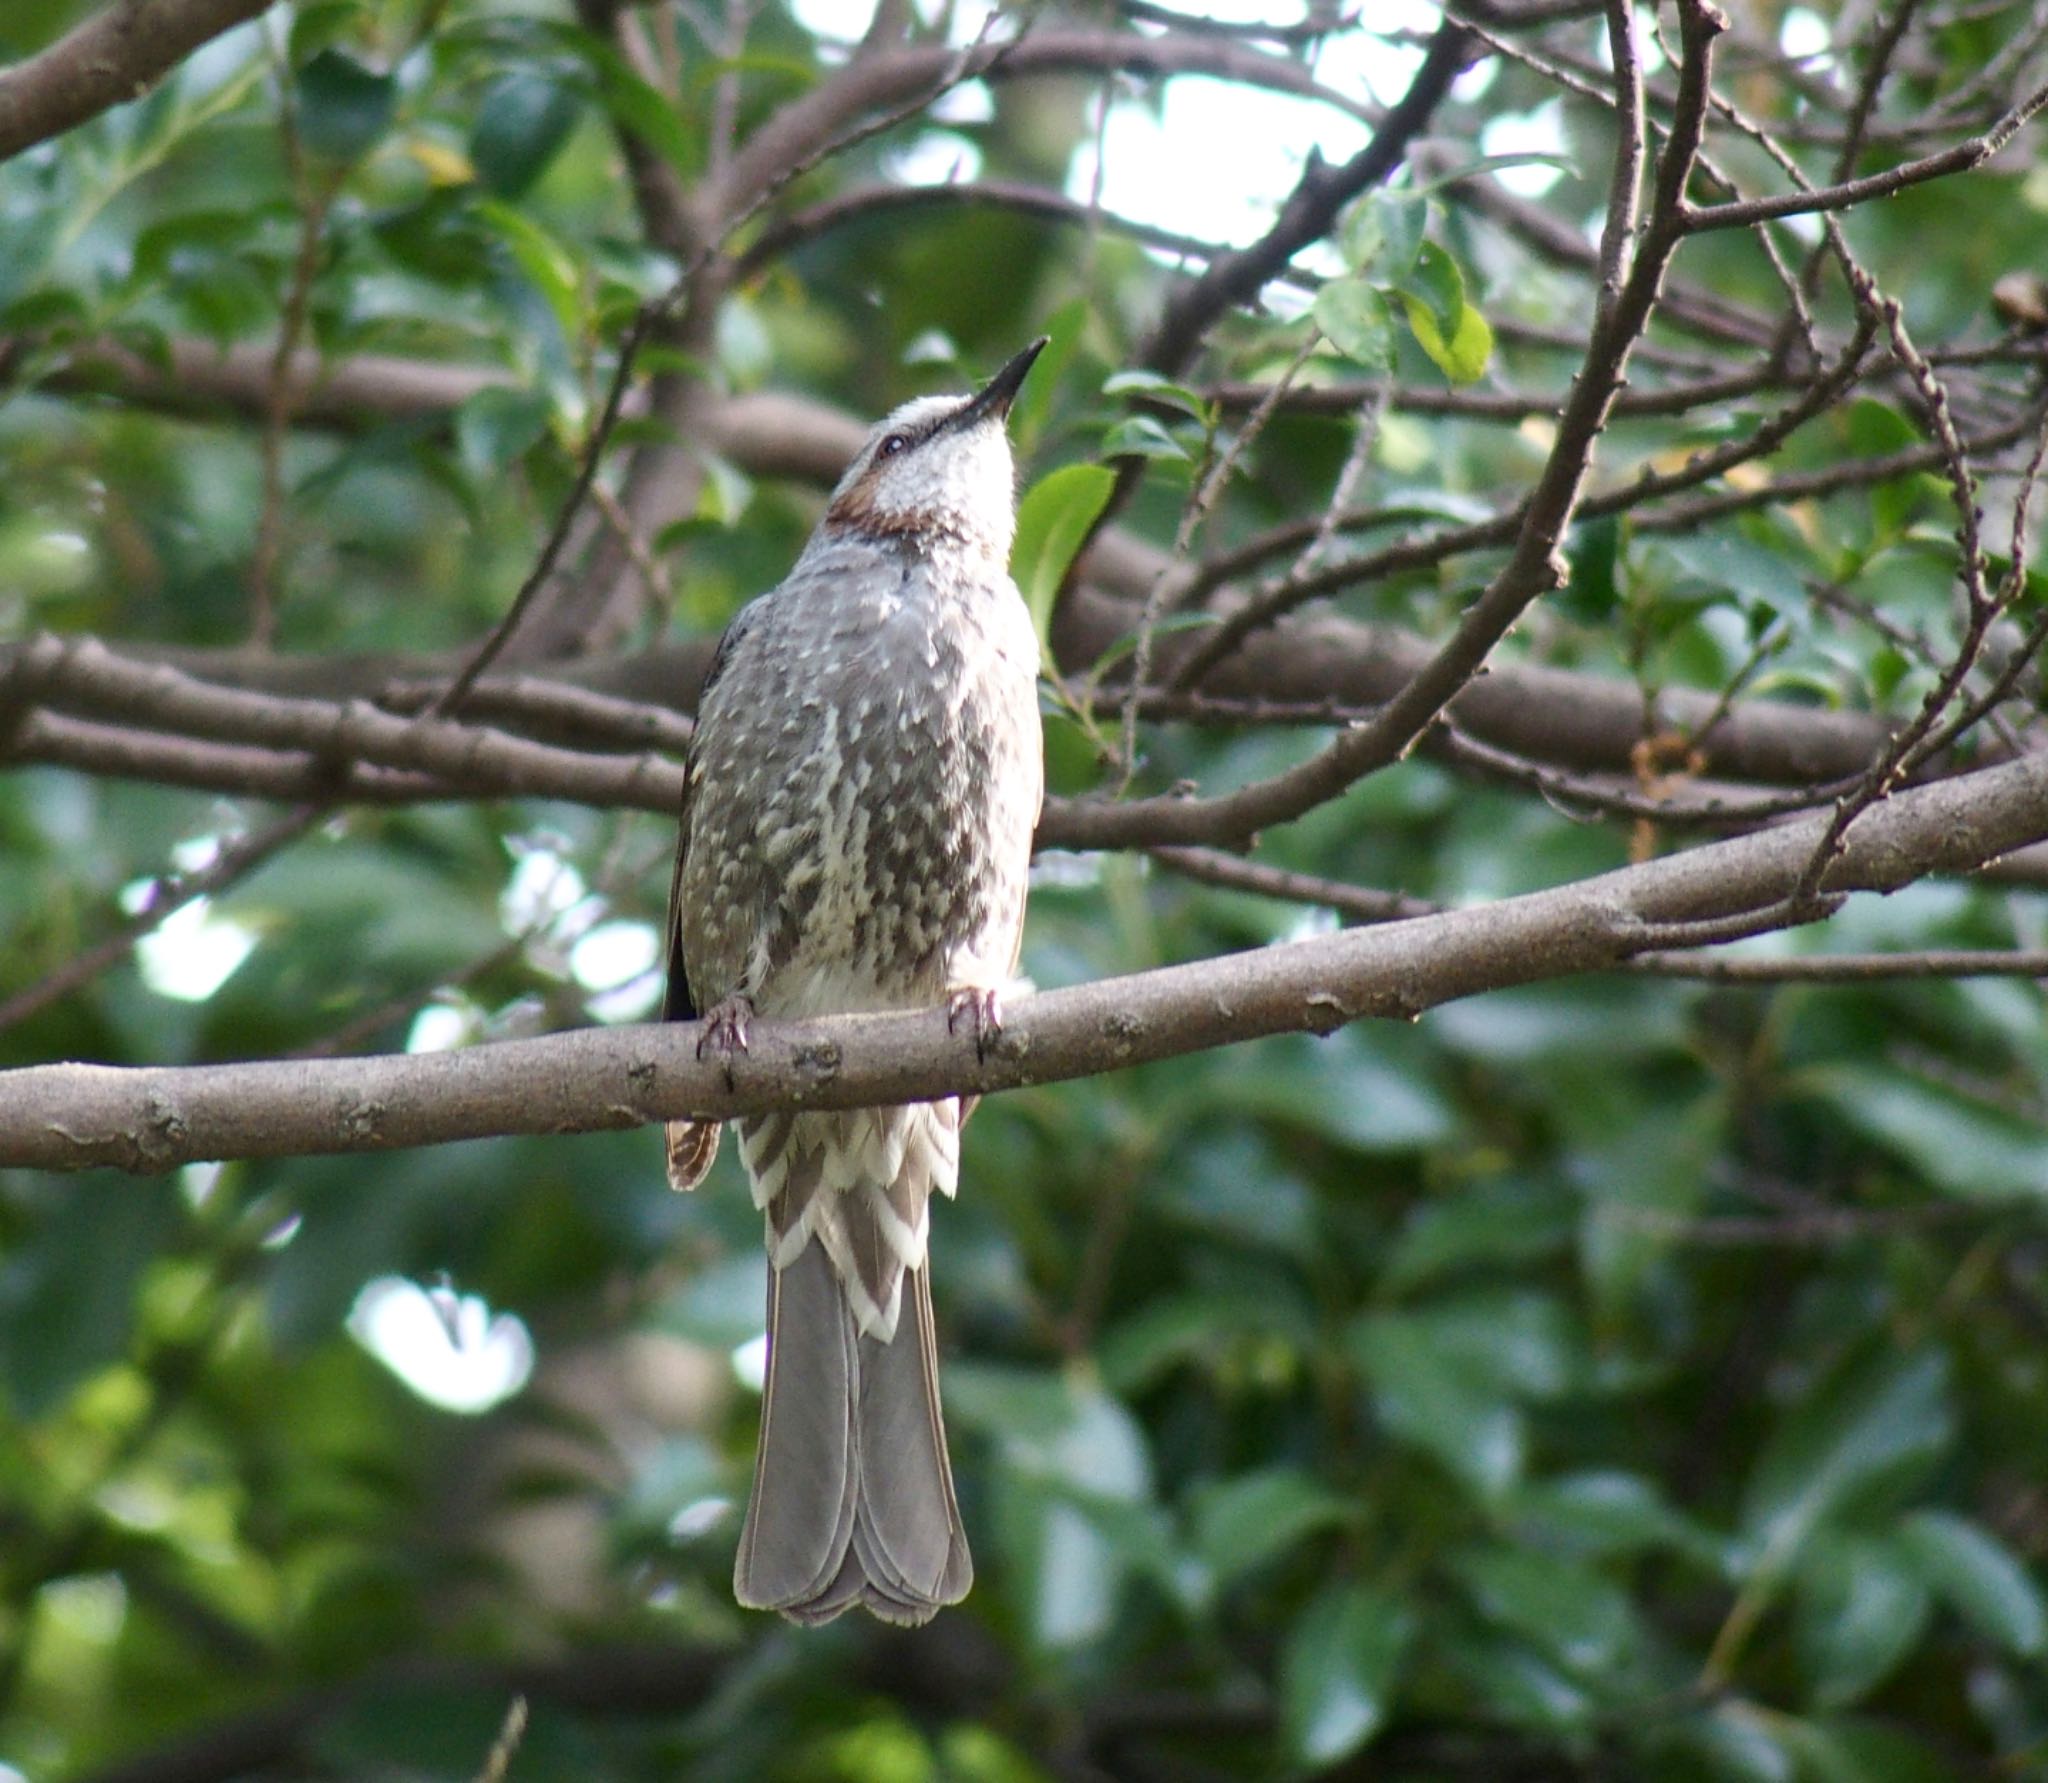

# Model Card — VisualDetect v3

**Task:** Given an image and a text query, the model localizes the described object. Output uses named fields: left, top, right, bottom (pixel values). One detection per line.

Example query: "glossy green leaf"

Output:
left=1450, top=1543, right=1638, bottom=1676
left=1897, top=1509, right=2048, bottom=1656
left=1314, top=277, right=1394, bottom=370
left=1807, top=1065, right=2048, bottom=1200
left=1401, top=286, right=1494, bottom=384
left=547, top=22, right=699, bottom=177
left=453, top=385, right=553, bottom=478
left=1351, top=1311, right=1525, bottom=1496
left=1096, top=1286, right=1315, bottom=1394
left=1775, top=1717, right=1957, bottom=1783
left=1508, top=1470, right=1728, bottom=1569
left=1101, top=368, right=1207, bottom=418
left=1792, top=1532, right=1932, bottom=1707
left=1278, top=1582, right=1413, bottom=1766
left=1011, top=463, right=1115, bottom=655
left=1391, top=240, right=1465, bottom=336
left=1442, top=1632, right=1596, bottom=1735
left=1381, top=1179, right=1574, bottom=1294
left=470, top=71, right=584, bottom=197
left=0, top=1182, right=179, bottom=1418
left=475, top=200, right=584, bottom=340
left=1190, top=1467, right=1351, bottom=1588
left=1741, top=1349, right=1955, bottom=1560
left=295, top=50, right=396, bottom=161
left=1101, top=414, right=1191, bottom=462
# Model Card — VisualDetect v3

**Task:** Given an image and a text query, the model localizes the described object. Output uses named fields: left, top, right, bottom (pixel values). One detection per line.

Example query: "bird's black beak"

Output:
left=959, top=336, right=1049, bottom=426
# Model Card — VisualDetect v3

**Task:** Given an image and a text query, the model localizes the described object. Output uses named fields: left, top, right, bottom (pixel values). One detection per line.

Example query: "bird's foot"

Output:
left=946, top=984, right=1003, bottom=1063
left=696, top=995, right=754, bottom=1087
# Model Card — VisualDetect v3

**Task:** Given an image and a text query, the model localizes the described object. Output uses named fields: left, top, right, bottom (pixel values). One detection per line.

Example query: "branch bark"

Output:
left=0, top=0, right=278, bottom=163
left=8, top=745, right=2046, bottom=1172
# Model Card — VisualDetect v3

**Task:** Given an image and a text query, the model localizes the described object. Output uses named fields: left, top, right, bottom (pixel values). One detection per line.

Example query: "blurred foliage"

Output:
left=5, top=3, right=2048, bottom=1781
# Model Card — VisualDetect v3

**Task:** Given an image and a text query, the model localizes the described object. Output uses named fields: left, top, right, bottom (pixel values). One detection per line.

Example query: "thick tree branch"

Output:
left=8, top=745, right=2047, bottom=1172
left=0, top=0, right=277, bottom=164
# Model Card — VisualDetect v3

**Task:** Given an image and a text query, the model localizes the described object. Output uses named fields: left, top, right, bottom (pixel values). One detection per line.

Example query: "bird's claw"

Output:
left=946, top=985, right=1003, bottom=1063
left=696, top=996, right=754, bottom=1087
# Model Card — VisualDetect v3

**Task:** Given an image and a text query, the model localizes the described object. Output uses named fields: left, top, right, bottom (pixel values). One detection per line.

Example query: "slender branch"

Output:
left=1682, top=77, right=2048, bottom=233
left=0, top=805, right=324, bottom=1033
left=1593, top=0, right=1645, bottom=321
left=738, top=178, right=1266, bottom=281
left=1138, top=19, right=1475, bottom=376
left=708, top=29, right=1383, bottom=227
left=8, top=743, right=2048, bottom=1172
left=1069, top=1, right=1730, bottom=849
left=0, top=0, right=278, bottom=164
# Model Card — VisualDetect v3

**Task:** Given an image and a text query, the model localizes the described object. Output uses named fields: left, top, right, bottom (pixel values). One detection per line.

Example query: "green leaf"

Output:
left=1775, top=1717, right=1957, bottom=1783
left=1897, top=1509, right=2048, bottom=1656
left=0, top=1182, right=180, bottom=1418
left=1351, top=1310, right=1525, bottom=1497
left=545, top=22, right=698, bottom=178
left=1406, top=151, right=1578, bottom=196
left=1190, top=1467, right=1352, bottom=1588
left=1314, top=277, right=1393, bottom=369
left=1792, top=1532, right=1932, bottom=1707
left=947, top=1365, right=1151, bottom=1501
left=1342, top=191, right=1426, bottom=279
left=1450, top=1544, right=1638, bottom=1677
left=1101, top=414, right=1190, bottom=462
left=453, top=385, right=553, bottom=478
left=1401, top=286, right=1494, bottom=384
left=654, top=1252, right=766, bottom=1350
left=475, top=199, right=584, bottom=340
left=1212, top=1031, right=1457, bottom=1156
left=1101, top=368, right=1207, bottom=419
left=950, top=1367, right=1155, bottom=1648
left=1011, top=463, right=1114, bottom=654
left=1392, top=240, right=1465, bottom=336
left=1442, top=1632, right=1595, bottom=1735
left=287, top=0, right=364, bottom=64
left=1561, top=514, right=1623, bottom=624
left=1096, top=1286, right=1315, bottom=1394
left=1381, top=1178, right=1574, bottom=1294
left=470, top=71, right=583, bottom=197
left=1740, top=1348, right=1955, bottom=1561
left=1807, top=1065, right=2048, bottom=1201
left=1650, top=1702, right=1798, bottom=1783
left=1508, top=1470, right=1728, bottom=1569
left=295, top=50, right=396, bottom=161
left=1278, top=1582, right=1413, bottom=1766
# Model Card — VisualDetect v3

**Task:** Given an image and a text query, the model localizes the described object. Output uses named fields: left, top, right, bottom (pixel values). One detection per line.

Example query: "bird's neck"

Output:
left=811, top=514, right=1011, bottom=575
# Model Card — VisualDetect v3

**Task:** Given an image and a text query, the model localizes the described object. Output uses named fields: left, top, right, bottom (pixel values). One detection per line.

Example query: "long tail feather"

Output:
left=734, top=1242, right=971, bottom=1624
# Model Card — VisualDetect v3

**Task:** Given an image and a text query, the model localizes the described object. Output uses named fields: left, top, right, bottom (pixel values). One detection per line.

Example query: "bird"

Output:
left=663, top=339, right=1048, bottom=1625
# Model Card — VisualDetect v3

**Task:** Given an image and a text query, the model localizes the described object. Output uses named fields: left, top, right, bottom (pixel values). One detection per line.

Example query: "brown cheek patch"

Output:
left=826, top=475, right=966, bottom=543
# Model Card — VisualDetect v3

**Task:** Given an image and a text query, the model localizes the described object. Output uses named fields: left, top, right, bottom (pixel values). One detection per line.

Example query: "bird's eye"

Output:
left=877, top=433, right=909, bottom=457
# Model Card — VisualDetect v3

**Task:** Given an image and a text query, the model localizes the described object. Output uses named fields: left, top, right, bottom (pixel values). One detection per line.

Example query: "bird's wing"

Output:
left=663, top=600, right=767, bottom=1024
left=664, top=600, right=773, bottom=1188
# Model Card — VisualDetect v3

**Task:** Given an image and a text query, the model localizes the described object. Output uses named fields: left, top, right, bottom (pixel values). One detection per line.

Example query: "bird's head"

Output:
left=822, top=338, right=1048, bottom=558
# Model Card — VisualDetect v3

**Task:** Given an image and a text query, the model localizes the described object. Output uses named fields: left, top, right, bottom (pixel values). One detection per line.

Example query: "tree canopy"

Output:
left=6, top=0, right=2048, bottom=1778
